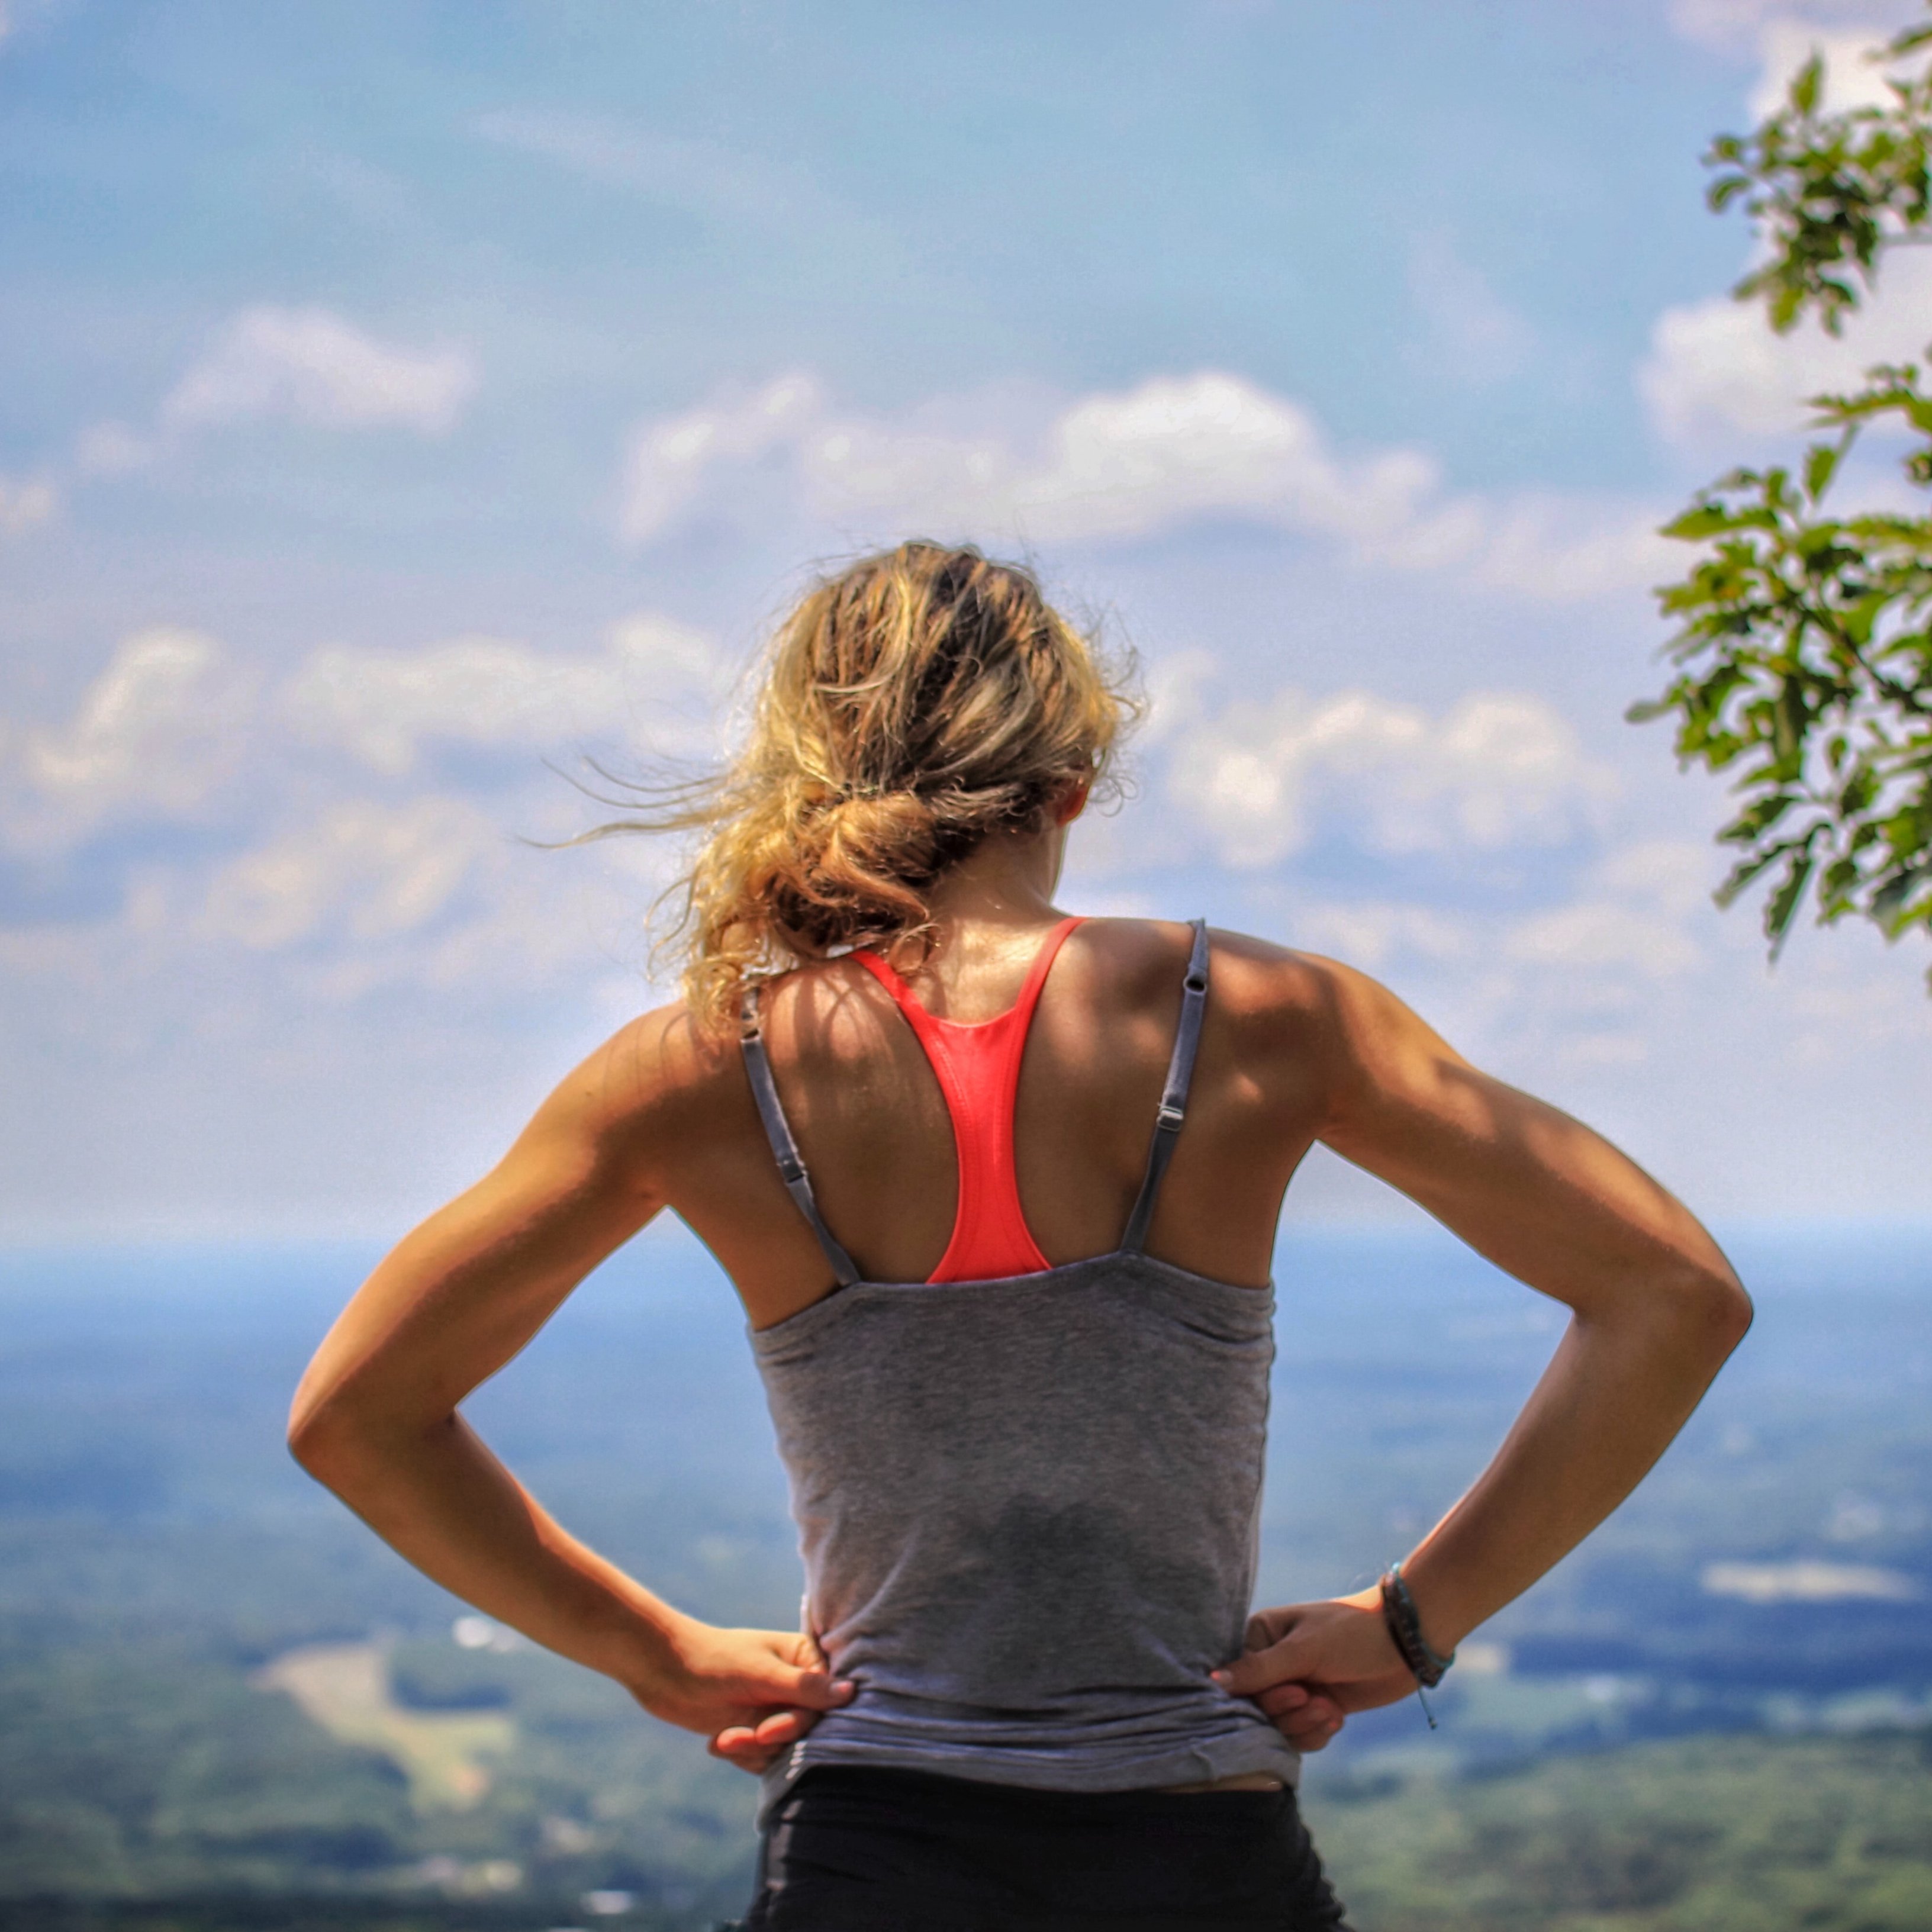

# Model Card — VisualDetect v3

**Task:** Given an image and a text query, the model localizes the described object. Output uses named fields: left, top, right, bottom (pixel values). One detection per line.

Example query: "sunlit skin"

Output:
left=288, top=785, right=1753, bottom=1781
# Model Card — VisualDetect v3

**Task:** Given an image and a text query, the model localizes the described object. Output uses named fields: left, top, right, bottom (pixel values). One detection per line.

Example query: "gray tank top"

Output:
left=739, top=921, right=1298, bottom=1809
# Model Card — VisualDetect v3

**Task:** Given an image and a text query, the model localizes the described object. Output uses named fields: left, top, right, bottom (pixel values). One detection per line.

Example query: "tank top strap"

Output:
left=738, top=984, right=862, bottom=1288
left=1120, top=919, right=1210, bottom=1255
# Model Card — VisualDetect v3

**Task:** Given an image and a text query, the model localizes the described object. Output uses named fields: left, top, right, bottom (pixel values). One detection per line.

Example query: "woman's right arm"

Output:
left=286, top=1012, right=851, bottom=1769
left=1221, top=957, right=1753, bottom=1727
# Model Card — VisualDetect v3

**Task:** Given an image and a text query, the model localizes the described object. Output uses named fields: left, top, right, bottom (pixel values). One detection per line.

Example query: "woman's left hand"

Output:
left=1215, top=1590, right=1420, bottom=1737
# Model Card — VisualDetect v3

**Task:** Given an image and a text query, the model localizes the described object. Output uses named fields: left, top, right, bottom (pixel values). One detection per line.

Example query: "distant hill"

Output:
left=0, top=1225, right=1927, bottom=1925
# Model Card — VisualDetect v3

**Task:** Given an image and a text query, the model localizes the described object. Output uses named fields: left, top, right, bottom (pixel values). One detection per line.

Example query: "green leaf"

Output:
left=1771, top=682, right=1806, bottom=766
left=1716, top=845, right=1792, bottom=906
left=1765, top=851, right=1818, bottom=949
left=1734, top=791, right=1802, bottom=839
left=1791, top=53, right=1823, bottom=117
left=1661, top=504, right=1742, bottom=541
left=1656, top=59, right=1932, bottom=992
left=1804, top=439, right=1843, bottom=501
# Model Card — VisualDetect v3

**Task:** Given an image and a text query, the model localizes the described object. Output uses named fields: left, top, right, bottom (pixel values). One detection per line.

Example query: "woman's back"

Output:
left=645, top=915, right=1328, bottom=1333
left=727, top=913, right=1305, bottom=1803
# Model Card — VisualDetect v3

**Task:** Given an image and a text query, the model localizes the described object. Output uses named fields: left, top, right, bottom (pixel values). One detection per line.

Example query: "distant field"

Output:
left=253, top=1644, right=512, bottom=1812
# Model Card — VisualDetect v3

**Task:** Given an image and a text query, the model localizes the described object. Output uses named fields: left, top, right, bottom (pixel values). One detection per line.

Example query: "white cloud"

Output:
left=1263, top=840, right=1721, bottom=1083
left=1502, top=900, right=1704, bottom=981
left=193, top=791, right=673, bottom=1004
left=1287, top=900, right=1474, bottom=969
left=162, top=306, right=478, bottom=434
left=1168, top=685, right=1617, bottom=868
left=1669, top=1, right=1921, bottom=55
left=2, top=628, right=256, bottom=850
left=0, top=473, right=57, bottom=535
left=1702, top=1559, right=1920, bottom=1602
left=620, top=370, right=1672, bottom=603
left=1461, top=495, right=1680, bottom=601
left=199, top=796, right=494, bottom=951
left=281, top=615, right=729, bottom=777
left=620, top=373, right=827, bottom=544
left=1406, top=233, right=1537, bottom=388
left=0, top=611, right=722, bottom=1020
left=1010, top=373, right=1436, bottom=547
left=2, top=613, right=728, bottom=865
left=1283, top=841, right=1717, bottom=986
left=1639, top=247, right=1932, bottom=447
left=1590, top=838, right=1718, bottom=919
left=475, top=108, right=816, bottom=225
left=1746, top=20, right=1910, bottom=115
left=1779, top=952, right=1932, bottom=1059
left=74, top=421, right=156, bottom=475
left=622, top=369, right=1439, bottom=551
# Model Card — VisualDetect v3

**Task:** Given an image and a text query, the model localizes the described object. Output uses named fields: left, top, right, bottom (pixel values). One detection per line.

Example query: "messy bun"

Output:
left=597, top=542, right=1136, bottom=1029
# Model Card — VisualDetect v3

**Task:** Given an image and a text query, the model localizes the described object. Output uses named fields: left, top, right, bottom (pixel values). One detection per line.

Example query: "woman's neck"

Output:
left=881, top=823, right=1073, bottom=1011
left=921, top=824, right=1069, bottom=938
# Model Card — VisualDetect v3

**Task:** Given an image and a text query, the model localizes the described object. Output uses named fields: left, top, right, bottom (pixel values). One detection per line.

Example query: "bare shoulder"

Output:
left=524, top=996, right=750, bottom=1175
left=1080, top=917, right=1386, bottom=1044
left=1075, top=918, right=1451, bottom=1136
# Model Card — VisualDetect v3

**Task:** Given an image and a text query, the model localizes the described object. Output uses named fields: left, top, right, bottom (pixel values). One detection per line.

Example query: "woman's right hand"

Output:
left=635, top=1620, right=856, bottom=1775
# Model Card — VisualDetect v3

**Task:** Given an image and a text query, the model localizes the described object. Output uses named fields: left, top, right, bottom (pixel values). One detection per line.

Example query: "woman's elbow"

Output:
left=1710, top=1272, right=1754, bottom=1352
left=287, top=1383, right=398, bottom=1490
left=288, top=1376, right=453, bottom=1492
left=287, top=1390, right=355, bottom=1483
left=1590, top=1261, right=1752, bottom=1367
left=1670, top=1264, right=1754, bottom=1364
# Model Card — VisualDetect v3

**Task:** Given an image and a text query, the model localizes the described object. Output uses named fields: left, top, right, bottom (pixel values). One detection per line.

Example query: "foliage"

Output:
left=1637, top=9, right=1932, bottom=984
left=1706, top=19, right=1932, bottom=335
left=1307, top=1728, right=1932, bottom=1932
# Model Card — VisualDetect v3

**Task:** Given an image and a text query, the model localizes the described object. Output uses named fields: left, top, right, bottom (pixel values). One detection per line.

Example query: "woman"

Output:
left=290, top=542, right=1751, bottom=1930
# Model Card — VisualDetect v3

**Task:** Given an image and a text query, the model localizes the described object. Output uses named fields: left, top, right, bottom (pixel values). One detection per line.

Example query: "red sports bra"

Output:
left=852, top=916, right=1084, bottom=1283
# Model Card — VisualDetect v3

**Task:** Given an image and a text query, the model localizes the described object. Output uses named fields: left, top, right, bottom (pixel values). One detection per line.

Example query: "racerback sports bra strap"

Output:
left=852, top=915, right=1081, bottom=1281
left=739, top=986, right=862, bottom=1288
left=736, top=919, right=1211, bottom=1284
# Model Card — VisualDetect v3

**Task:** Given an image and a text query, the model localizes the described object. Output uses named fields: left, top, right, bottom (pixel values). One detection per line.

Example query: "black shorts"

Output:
left=735, top=1765, right=1352, bottom=1931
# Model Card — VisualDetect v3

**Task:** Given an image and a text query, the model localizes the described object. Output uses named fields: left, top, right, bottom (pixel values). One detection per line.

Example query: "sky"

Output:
left=2, top=0, right=1930, bottom=1242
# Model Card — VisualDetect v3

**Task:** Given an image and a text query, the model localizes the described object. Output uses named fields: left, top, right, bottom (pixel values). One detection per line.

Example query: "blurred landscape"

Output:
left=2, top=1221, right=1928, bottom=1930
left=6, top=4, right=1932, bottom=1927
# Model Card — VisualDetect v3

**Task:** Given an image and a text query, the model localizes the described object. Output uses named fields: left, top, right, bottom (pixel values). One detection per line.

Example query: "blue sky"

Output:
left=3, top=0, right=1930, bottom=1239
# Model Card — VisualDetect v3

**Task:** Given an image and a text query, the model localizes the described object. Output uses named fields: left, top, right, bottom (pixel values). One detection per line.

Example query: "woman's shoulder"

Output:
left=537, top=996, right=752, bottom=1171
left=572, top=920, right=1397, bottom=1135
left=565, top=952, right=909, bottom=1133
left=1073, top=915, right=1371, bottom=1033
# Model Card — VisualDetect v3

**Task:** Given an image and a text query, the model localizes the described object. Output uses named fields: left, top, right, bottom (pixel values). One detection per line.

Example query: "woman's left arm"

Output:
left=1220, top=960, right=1754, bottom=1732
left=287, top=1016, right=851, bottom=1766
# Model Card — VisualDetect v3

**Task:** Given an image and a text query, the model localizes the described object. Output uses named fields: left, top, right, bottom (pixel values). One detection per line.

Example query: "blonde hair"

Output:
left=597, top=542, right=1135, bottom=1030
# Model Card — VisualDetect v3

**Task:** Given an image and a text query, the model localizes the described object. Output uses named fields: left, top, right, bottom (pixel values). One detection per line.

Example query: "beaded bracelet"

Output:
left=1380, top=1563, right=1454, bottom=1727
